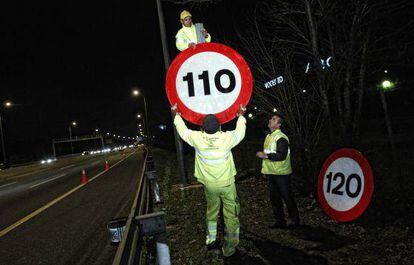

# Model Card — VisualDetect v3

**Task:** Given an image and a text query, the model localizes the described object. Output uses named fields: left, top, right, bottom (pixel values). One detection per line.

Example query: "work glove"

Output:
left=237, top=104, right=246, bottom=117
left=171, top=103, right=180, bottom=116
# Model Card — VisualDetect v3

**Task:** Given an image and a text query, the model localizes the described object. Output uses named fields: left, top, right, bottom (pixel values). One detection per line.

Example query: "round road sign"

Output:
left=317, top=148, right=374, bottom=222
left=166, top=42, right=253, bottom=125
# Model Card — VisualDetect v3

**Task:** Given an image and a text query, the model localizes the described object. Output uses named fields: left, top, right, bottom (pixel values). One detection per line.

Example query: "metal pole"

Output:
left=380, top=90, right=406, bottom=204
left=69, top=126, right=74, bottom=154
left=52, top=140, right=56, bottom=158
left=155, top=0, right=188, bottom=184
left=0, top=111, right=7, bottom=166
left=143, top=95, right=150, bottom=146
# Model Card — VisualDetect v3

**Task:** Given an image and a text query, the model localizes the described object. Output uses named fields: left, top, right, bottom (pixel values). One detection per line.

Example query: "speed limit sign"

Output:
left=317, top=148, right=374, bottom=222
left=166, top=43, right=253, bottom=125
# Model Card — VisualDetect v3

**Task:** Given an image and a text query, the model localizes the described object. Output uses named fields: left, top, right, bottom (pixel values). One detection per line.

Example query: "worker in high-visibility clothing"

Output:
left=256, top=113, right=300, bottom=229
left=171, top=103, right=246, bottom=258
left=175, top=10, right=211, bottom=51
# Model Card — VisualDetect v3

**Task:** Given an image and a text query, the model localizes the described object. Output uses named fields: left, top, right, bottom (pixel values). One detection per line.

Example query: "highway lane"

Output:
left=0, top=150, right=144, bottom=265
left=0, top=150, right=134, bottom=230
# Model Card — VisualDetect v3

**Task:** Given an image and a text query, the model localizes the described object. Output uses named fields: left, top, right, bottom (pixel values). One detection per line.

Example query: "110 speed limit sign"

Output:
left=166, top=43, right=253, bottom=125
left=318, top=148, right=374, bottom=222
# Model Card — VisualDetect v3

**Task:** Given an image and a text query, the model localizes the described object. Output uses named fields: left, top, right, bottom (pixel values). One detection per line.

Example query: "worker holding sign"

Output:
left=256, top=114, right=300, bottom=229
left=171, top=103, right=246, bottom=259
left=175, top=10, right=211, bottom=51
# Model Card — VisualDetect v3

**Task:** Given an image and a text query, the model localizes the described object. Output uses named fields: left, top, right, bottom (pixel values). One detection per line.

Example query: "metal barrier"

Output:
left=112, top=151, right=170, bottom=265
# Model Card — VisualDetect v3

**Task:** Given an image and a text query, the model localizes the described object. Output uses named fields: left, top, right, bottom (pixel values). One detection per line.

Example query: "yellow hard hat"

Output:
left=180, top=10, right=192, bottom=20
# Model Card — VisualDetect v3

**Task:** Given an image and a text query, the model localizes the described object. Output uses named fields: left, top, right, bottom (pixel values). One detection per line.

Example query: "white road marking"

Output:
left=59, top=164, right=75, bottom=170
left=30, top=174, right=67, bottom=189
left=0, top=181, right=17, bottom=189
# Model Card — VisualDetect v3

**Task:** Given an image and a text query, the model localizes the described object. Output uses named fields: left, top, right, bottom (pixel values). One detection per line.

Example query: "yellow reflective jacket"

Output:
left=175, top=24, right=211, bottom=51
left=174, top=115, right=246, bottom=187
left=261, top=129, right=292, bottom=175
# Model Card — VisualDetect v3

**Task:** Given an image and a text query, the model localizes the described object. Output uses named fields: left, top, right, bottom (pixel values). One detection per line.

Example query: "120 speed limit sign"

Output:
left=166, top=43, right=253, bottom=125
left=317, top=148, right=374, bottom=222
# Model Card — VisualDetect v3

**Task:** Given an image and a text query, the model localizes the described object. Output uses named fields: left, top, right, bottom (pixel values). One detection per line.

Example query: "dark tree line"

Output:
left=232, top=0, right=412, bottom=176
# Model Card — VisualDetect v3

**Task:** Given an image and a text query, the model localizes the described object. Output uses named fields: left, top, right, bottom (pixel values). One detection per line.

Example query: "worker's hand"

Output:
left=237, top=104, right=246, bottom=117
left=171, top=103, right=180, bottom=116
left=201, top=28, right=209, bottom=38
left=256, top=151, right=267, bottom=159
left=188, top=43, right=196, bottom=49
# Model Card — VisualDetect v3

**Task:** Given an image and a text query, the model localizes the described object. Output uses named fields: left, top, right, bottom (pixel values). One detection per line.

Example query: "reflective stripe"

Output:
left=176, top=37, right=188, bottom=43
left=198, top=150, right=230, bottom=157
left=206, top=236, right=216, bottom=244
left=183, top=129, right=191, bottom=141
left=224, top=233, right=239, bottom=239
left=264, top=149, right=276, bottom=154
left=270, top=141, right=276, bottom=152
left=265, top=135, right=290, bottom=154
left=208, top=225, right=217, bottom=230
left=198, top=155, right=228, bottom=165
left=233, top=131, right=241, bottom=145
left=195, top=150, right=230, bottom=165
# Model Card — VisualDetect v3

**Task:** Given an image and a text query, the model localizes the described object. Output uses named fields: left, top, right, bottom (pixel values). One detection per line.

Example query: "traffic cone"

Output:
left=81, top=169, right=88, bottom=184
left=105, top=161, right=109, bottom=170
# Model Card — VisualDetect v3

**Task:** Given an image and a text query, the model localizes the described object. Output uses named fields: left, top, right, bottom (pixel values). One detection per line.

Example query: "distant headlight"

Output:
left=41, top=158, right=56, bottom=164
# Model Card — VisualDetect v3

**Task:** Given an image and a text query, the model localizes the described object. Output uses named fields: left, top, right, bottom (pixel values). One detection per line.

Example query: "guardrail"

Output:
left=112, top=150, right=170, bottom=265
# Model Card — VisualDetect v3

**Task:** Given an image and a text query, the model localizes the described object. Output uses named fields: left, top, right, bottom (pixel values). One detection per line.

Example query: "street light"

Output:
left=132, top=88, right=150, bottom=146
left=69, top=121, right=77, bottom=154
left=378, top=76, right=402, bottom=188
left=0, top=101, right=12, bottom=166
left=381, top=80, right=394, bottom=91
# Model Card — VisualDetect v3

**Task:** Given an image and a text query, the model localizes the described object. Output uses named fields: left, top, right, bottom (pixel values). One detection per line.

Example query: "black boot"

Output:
left=207, top=240, right=221, bottom=251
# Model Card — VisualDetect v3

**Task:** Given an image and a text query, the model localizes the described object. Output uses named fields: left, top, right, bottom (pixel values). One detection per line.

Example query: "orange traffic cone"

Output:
left=105, top=161, right=109, bottom=170
left=81, top=169, right=88, bottom=184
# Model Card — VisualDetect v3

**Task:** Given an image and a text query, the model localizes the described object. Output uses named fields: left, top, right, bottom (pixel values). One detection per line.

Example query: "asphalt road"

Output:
left=0, top=149, right=144, bottom=265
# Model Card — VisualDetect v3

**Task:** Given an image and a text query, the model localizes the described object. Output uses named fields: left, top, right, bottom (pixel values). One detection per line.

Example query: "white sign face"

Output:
left=323, top=157, right=364, bottom=211
left=175, top=51, right=242, bottom=115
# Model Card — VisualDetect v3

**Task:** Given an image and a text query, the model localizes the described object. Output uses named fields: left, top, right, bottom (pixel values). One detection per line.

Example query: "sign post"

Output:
left=166, top=43, right=253, bottom=125
left=156, top=0, right=188, bottom=184
left=317, top=148, right=374, bottom=222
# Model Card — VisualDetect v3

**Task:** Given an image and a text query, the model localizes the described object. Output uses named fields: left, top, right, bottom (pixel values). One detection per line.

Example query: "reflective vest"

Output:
left=175, top=24, right=211, bottom=51
left=261, top=129, right=292, bottom=175
left=174, top=115, right=246, bottom=187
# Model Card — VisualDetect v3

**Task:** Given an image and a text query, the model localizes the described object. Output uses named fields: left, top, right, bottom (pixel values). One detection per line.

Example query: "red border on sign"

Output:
left=317, top=148, right=374, bottom=222
left=166, top=42, right=253, bottom=125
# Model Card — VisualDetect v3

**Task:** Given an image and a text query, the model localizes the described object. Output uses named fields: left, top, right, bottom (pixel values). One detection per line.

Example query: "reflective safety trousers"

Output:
left=174, top=115, right=246, bottom=188
left=175, top=24, right=211, bottom=51
left=204, top=183, right=240, bottom=257
left=261, top=129, right=292, bottom=175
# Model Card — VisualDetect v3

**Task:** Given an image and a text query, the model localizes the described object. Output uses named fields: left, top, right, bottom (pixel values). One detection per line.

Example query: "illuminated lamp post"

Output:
left=69, top=121, right=77, bottom=154
left=0, top=101, right=12, bottom=166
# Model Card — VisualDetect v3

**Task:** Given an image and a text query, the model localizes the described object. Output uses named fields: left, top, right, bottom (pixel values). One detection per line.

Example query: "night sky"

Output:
left=0, top=1, right=256, bottom=162
left=1, top=1, right=413, bottom=163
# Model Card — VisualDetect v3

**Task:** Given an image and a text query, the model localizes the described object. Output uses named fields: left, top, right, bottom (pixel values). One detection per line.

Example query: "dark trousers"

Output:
left=266, top=174, right=300, bottom=225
